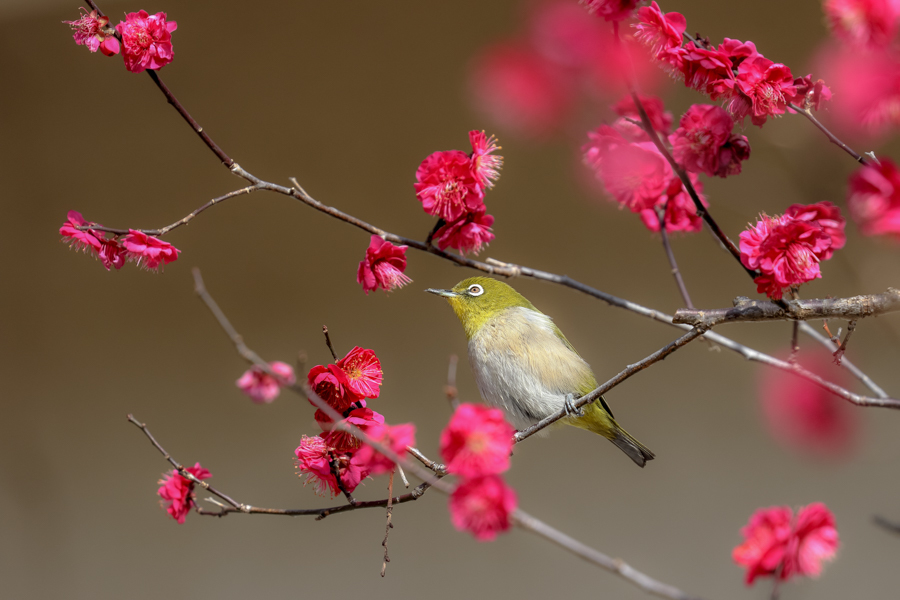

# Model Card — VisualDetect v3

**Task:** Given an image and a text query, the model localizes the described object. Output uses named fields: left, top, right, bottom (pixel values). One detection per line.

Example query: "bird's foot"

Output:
left=563, top=393, right=585, bottom=418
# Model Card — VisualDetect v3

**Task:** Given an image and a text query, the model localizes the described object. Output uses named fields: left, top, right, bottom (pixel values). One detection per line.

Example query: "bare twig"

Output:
left=322, top=326, right=338, bottom=362
left=799, top=322, right=888, bottom=398
left=788, top=103, right=869, bottom=165
left=381, top=470, right=394, bottom=577
left=657, top=206, right=694, bottom=309
left=407, top=447, right=448, bottom=475
left=833, top=320, right=858, bottom=365
left=874, top=515, right=900, bottom=535
left=328, top=453, right=357, bottom=505
left=673, top=289, right=900, bottom=327
left=513, top=510, right=704, bottom=600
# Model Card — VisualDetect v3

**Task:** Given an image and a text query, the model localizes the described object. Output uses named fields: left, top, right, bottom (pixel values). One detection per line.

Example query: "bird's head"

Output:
left=426, top=277, right=536, bottom=338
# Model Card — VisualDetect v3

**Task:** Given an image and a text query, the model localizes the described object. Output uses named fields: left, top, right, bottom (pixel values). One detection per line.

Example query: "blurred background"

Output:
left=2, top=0, right=900, bottom=598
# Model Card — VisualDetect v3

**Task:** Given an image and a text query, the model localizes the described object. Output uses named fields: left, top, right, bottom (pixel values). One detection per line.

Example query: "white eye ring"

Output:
left=468, top=284, right=485, bottom=296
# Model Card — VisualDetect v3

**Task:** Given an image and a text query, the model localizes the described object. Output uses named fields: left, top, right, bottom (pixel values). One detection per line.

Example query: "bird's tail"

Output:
left=572, top=400, right=655, bottom=468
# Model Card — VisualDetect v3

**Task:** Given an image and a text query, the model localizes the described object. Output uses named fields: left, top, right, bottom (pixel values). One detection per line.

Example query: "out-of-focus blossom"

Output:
left=157, top=462, right=211, bottom=524
left=733, top=503, right=839, bottom=585
left=357, top=235, right=411, bottom=294
left=670, top=104, right=751, bottom=177
left=759, top=349, right=858, bottom=458
left=337, top=346, right=383, bottom=399
left=739, top=213, right=833, bottom=299
left=469, top=41, right=575, bottom=139
left=589, top=140, right=673, bottom=211
left=784, top=202, right=846, bottom=259
left=64, top=8, right=119, bottom=55
left=354, top=422, right=416, bottom=476
left=432, top=207, right=495, bottom=255
left=449, top=475, right=517, bottom=541
left=530, top=1, right=610, bottom=69
left=580, top=0, right=638, bottom=22
left=824, top=0, right=900, bottom=49
left=638, top=174, right=707, bottom=233
left=847, top=158, right=900, bottom=237
left=469, top=130, right=503, bottom=189
left=236, top=361, right=296, bottom=404
left=116, top=10, right=177, bottom=73
left=792, top=75, right=833, bottom=111
left=440, top=404, right=515, bottom=477
left=98, top=239, right=126, bottom=270
left=121, top=230, right=180, bottom=271
left=414, top=150, right=484, bottom=222
left=611, top=93, right=673, bottom=142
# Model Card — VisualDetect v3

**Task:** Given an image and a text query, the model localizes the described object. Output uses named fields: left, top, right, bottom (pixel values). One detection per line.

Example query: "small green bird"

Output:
left=427, top=276, right=654, bottom=467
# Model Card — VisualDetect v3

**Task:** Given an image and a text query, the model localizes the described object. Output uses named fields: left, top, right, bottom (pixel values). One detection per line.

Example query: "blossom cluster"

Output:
left=733, top=503, right=839, bottom=585
left=415, top=131, right=503, bottom=255
left=582, top=94, right=713, bottom=233
left=636, top=2, right=831, bottom=126
left=440, top=404, right=517, bottom=541
left=59, top=211, right=180, bottom=272
left=739, top=202, right=846, bottom=299
left=65, top=9, right=177, bottom=73
left=295, top=346, right=415, bottom=497
left=157, top=462, right=211, bottom=524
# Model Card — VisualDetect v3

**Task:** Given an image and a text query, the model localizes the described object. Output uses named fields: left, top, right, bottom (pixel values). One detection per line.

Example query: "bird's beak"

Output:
left=425, top=288, right=460, bottom=298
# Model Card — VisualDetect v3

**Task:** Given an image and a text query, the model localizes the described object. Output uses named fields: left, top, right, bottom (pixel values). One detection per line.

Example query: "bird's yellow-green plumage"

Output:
left=427, top=276, right=654, bottom=467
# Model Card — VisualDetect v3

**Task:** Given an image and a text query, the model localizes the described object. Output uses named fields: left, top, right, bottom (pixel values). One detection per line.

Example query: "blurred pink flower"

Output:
left=432, top=207, right=495, bottom=255
left=157, top=462, right=211, bottom=524
left=449, top=475, right=517, bottom=541
left=116, top=10, right=177, bottom=73
left=357, top=235, right=411, bottom=294
left=337, top=346, right=383, bottom=399
left=236, top=361, right=296, bottom=404
left=759, top=350, right=858, bottom=457
left=121, top=230, right=180, bottom=271
left=733, top=503, right=839, bottom=585
left=784, top=202, right=846, bottom=259
left=611, top=93, right=673, bottom=142
left=739, top=213, right=833, bottom=299
left=440, top=404, right=515, bottom=477
left=824, top=0, right=900, bottom=49
left=580, top=0, right=638, bottom=22
left=354, top=422, right=417, bottom=476
left=590, top=140, right=673, bottom=212
left=638, top=174, right=707, bottom=233
left=847, top=158, right=900, bottom=237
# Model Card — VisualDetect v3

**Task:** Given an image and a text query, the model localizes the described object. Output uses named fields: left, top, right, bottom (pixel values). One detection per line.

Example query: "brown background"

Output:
left=2, top=1, right=900, bottom=598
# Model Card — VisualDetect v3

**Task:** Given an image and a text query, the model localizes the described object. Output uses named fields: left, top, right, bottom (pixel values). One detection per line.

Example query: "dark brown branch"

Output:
left=630, top=92, right=756, bottom=280
left=788, top=103, right=869, bottom=165
left=515, top=327, right=708, bottom=442
left=673, top=289, right=900, bottom=327
left=657, top=206, right=694, bottom=309
left=328, top=453, right=357, bottom=505
left=513, top=510, right=704, bottom=600
left=874, top=515, right=900, bottom=535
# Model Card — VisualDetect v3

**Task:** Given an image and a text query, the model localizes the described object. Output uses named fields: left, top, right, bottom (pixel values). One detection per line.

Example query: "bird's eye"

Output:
left=468, top=284, right=485, bottom=296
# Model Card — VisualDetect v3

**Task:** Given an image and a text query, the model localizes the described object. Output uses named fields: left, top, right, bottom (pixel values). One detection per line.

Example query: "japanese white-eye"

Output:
left=427, top=276, right=654, bottom=467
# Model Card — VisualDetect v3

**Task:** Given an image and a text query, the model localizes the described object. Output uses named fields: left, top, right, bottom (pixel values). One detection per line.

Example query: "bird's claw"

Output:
left=563, top=394, right=585, bottom=417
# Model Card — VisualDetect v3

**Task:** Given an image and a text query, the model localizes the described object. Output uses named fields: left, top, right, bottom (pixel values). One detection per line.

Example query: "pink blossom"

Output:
left=784, top=202, right=846, bottom=260
left=308, top=363, right=359, bottom=415
left=116, top=10, right=177, bottom=73
left=98, top=239, right=126, bottom=270
left=580, top=0, right=638, bottom=22
left=354, top=422, right=417, bottom=476
left=670, top=104, right=750, bottom=178
left=589, top=140, right=673, bottom=212
left=739, top=214, right=833, bottom=299
left=731, top=56, right=798, bottom=126
left=236, top=361, right=296, bottom=404
left=433, top=207, right=495, bottom=255
left=847, top=158, right=900, bottom=237
left=317, top=406, right=386, bottom=452
left=64, top=8, right=118, bottom=55
left=440, top=404, right=515, bottom=477
left=718, top=38, right=760, bottom=69
left=529, top=1, right=610, bottom=70
left=294, top=435, right=366, bottom=497
left=635, top=2, right=686, bottom=61
left=414, top=150, right=484, bottom=222
left=468, top=41, right=574, bottom=139
left=679, top=45, right=735, bottom=98
left=638, top=174, right=707, bottom=233
left=60, top=210, right=103, bottom=254
left=733, top=504, right=839, bottom=585
left=760, top=349, right=857, bottom=458
left=449, top=475, right=517, bottom=541
left=357, top=235, right=411, bottom=294
left=791, top=75, right=833, bottom=112
left=157, top=462, right=211, bottom=524
left=469, top=130, right=503, bottom=189
left=120, top=230, right=180, bottom=271
left=611, top=93, right=673, bottom=142
left=336, top=346, right=383, bottom=399
left=824, top=0, right=900, bottom=49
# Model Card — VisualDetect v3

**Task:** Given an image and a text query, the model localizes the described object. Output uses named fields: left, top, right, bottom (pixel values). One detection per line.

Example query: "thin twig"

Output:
left=788, top=103, right=869, bottom=165
left=657, top=206, right=694, bottom=309
left=381, top=470, right=394, bottom=577
left=323, top=326, right=338, bottom=362
left=874, top=515, right=900, bottom=535
left=445, top=354, right=460, bottom=410
left=329, top=453, right=357, bottom=505
left=799, top=322, right=888, bottom=398
left=833, top=320, right=858, bottom=365
left=513, top=510, right=704, bottom=600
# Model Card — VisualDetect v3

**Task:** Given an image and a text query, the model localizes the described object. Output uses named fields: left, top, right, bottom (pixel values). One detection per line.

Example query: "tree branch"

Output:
left=673, top=289, right=900, bottom=327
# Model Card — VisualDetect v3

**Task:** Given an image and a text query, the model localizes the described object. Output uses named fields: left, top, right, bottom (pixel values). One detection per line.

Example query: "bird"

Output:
left=426, top=276, right=654, bottom=467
